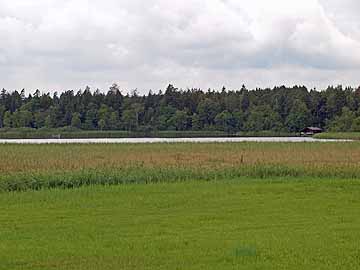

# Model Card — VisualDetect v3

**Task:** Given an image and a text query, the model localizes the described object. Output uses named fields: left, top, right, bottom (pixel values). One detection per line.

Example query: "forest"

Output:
left=0, top=84, right=360, bottom=133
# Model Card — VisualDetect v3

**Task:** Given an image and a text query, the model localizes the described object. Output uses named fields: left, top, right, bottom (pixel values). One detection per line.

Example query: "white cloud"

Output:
left=0, top=0, right=359, bottom=92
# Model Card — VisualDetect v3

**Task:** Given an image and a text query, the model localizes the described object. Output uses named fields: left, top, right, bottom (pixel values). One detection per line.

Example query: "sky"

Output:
left=0, top=0, right=359, bottom=93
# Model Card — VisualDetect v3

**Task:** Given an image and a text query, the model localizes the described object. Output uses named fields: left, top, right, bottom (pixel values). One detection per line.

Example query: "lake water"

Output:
left=0, top=137, right=351, bottom=144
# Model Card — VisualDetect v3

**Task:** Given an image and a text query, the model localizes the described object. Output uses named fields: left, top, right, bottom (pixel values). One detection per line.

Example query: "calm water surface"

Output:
left=0, top=137, right=351, bottom=144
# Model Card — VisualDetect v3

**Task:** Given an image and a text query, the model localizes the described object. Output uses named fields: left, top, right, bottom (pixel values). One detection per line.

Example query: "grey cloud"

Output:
left=319, top=0, right=360, bottom=39
left=0, top=0, right=359, bottom=92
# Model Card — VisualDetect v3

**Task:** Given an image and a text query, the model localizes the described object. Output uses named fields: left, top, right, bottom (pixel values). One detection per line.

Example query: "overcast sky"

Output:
left=0, top=0, right=359, bottom=93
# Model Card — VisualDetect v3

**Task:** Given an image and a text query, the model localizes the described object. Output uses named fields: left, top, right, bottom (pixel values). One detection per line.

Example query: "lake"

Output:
left=0, top=137, right=351, bottom=144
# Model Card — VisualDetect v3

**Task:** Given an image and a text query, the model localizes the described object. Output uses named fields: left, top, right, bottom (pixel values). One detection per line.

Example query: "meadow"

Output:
left=1, top=179, right=360, bottom=270
left=1, top=142, right=360, bottom=269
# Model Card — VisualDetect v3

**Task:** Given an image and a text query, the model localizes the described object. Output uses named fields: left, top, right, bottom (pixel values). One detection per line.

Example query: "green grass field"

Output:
left=1, top=179, right=360, bottom=269
left=1, top=142, right=360, bottom=269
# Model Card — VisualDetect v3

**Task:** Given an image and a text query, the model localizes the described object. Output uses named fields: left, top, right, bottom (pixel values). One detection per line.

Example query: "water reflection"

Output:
left=0, top=137, right=351, bottom=144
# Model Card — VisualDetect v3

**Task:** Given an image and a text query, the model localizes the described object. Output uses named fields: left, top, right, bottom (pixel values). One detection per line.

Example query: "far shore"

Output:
left=0, top=128, right=298, bottom=139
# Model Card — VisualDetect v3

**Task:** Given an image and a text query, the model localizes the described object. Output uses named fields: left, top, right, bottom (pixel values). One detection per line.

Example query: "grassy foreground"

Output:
left=1, top=179, right=360, bottom=269
left=1, top=142, right=360, bottom=191
left=2, top=142, right=360, bottom=269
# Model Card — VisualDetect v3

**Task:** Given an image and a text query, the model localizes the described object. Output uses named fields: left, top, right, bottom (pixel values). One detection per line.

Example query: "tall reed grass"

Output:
left=1, top=142, right=359, bottom=192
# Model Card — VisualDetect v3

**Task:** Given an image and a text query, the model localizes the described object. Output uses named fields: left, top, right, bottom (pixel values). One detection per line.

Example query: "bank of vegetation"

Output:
left=1, top=84, right=360, bottom=136
left=0, top=128, right=295, bottom=139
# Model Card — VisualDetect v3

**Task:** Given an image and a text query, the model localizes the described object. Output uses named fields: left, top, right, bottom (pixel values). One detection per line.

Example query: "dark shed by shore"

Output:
left=301, top=127, right=323, bottom=136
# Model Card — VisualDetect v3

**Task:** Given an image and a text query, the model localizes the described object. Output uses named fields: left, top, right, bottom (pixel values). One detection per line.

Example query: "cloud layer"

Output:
left=0, top=0, right=359, bottom=92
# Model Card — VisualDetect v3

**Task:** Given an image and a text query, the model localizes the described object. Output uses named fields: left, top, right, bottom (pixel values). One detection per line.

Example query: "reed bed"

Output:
left=1, top=142, right=360, bottom=191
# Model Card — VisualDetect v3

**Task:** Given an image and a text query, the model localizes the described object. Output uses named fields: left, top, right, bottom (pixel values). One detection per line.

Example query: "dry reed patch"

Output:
left=1, top=142, right=360, bottom=174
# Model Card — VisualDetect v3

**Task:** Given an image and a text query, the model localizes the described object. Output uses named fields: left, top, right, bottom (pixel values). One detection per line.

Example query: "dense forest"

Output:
left=0, top=84, right=360, bottom=133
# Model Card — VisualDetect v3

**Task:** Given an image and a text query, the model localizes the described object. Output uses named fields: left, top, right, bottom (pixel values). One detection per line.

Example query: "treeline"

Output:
left=0, top=84, right=360, bottom=133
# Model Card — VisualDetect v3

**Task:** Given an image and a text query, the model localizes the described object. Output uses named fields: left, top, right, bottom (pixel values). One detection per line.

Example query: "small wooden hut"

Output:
left=300, top=127, right=323, bottom=136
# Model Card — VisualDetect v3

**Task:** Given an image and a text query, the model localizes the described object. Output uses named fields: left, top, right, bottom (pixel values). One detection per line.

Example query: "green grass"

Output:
left=1, top=179, right=360, bottom=269
left=314, top=132, right=360, bottom=140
